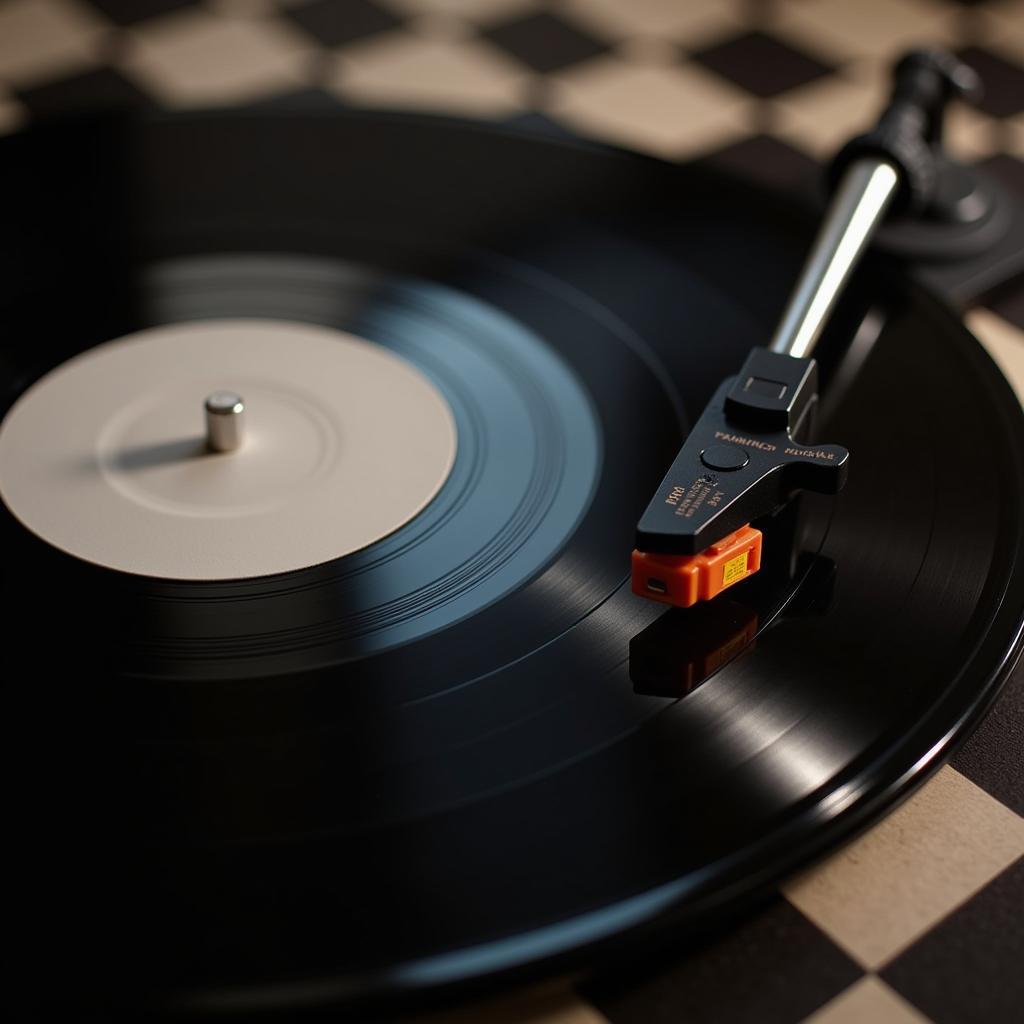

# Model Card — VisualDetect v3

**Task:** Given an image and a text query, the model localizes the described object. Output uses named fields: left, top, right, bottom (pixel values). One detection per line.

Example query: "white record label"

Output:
left=0, top=319, right=457, bottom=580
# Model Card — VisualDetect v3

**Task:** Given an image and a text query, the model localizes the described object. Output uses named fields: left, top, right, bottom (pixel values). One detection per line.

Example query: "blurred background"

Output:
left=1, top=0, right=1022, bottom=341
left=0, top=0, right=1020, bottom=181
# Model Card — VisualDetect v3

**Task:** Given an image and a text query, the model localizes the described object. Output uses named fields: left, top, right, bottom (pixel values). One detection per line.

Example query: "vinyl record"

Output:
left=3, top=111, right=1023, bottom=1016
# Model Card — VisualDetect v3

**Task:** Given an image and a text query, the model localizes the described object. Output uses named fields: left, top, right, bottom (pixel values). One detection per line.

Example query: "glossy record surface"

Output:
left=2, top=112, right=1023, bottom=1015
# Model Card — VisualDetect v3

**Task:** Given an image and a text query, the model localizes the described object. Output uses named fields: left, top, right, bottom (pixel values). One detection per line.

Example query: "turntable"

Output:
left=2, top=12, right=1023, bottom=1023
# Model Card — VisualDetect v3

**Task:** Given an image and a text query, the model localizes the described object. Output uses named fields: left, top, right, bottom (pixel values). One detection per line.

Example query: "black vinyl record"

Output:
left=3, top=111, right=1023, bottom=1017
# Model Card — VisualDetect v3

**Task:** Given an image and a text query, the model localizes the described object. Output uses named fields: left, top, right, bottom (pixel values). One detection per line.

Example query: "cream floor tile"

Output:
left=331, top=32, right=529, bottom=115
left=0, top=0, right=108, bottom=87
left=546, top=56, right=754, bottom=158
left=943, top=103, right=1001, bottom=161
left=120, top=10, right=314, bottom=107
left=783, top=767, right=1024, bottom=969
left=559, top=0, right=746, bottom=49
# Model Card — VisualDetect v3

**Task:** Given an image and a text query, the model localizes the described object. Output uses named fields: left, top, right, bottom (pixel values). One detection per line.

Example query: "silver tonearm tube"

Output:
left=768, top=157, right=901, bottom=360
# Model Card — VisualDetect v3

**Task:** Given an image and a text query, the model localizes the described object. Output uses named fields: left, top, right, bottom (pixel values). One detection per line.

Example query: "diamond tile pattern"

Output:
left=1, top=3, right=1024, bottom=1024
left=773, top=0, right=960, bottom=62
left=282, top=0, right=403, bottom=48
left=692, top=30, right=836, bottom=99
left=584, top=899, right=862, bottom=1024
left=804, top=977, right=930, bottom=1024
left=483, top=11, right=609, bottom=73
left=782, top=767, right=1024, bottom=969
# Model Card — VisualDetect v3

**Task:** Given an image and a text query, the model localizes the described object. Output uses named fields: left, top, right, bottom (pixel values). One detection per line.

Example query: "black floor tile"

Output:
left=282, top=0, right=403, bottom=48
left=882, top=858, right=1024, bottom=1024
left=82, top=0, right=200, bottom=26
left=953, top=661, right=1024, bottom=816
left=691, top=31, right=836, bottom=99
left=483, top=11, right=608, bottom=74
left=958, top=46, right=1024, bottom=118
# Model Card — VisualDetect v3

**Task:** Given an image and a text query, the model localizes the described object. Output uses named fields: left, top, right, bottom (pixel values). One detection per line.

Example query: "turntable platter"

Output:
left=3, top=111, right=1023, bottom=1016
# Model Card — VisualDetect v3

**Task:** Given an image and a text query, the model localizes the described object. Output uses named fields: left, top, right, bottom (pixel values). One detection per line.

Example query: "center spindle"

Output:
left=205, top=391, right=245, bottom=452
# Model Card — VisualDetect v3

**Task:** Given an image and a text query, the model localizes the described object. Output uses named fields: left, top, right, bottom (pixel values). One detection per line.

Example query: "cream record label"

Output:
left=0, top=319, right=457, bottom=579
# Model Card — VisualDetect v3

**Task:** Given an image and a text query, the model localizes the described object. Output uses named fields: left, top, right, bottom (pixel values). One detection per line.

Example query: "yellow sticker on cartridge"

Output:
left=722, top=551, right=749, bottom=586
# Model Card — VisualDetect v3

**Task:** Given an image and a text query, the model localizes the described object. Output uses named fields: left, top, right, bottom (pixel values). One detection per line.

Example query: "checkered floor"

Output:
left=1, top=1, right=1022, bottom=1022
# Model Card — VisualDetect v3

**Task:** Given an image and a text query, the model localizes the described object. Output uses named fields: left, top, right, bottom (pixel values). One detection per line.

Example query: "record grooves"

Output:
left=3, top=111, right=1023, bottom=1016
